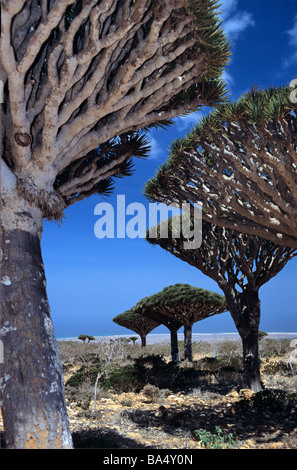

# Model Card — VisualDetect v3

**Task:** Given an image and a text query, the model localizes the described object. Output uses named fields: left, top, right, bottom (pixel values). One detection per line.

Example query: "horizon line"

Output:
left=57, top=331, right=297, bottom=340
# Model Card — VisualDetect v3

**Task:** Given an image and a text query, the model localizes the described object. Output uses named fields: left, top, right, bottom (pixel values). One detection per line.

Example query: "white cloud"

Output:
left=147, top=135, right=163, bottom=160
left=222, top=69, right=234, bottom=87
left=283, top=52, right=297, bottom=69
left=287, top=15, right=297, bottom=47
left=219, top=0, right=238, bottom=21
left=174, top=111, right=203, bottom=132
left=223, top=11, right=255, bottom=40
left=282, top=16, right=297, bottom=69
left=219, top=0, right=255, bottom=41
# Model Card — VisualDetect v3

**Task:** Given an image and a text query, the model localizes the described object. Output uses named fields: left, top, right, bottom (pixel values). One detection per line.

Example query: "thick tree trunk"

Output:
left=184, top=324, right=193, bottom=362
left=169, top=327, right=179, bottom=363
left=141, top=335, right=146, bottom=348
left=0, top=176, right=73, bottom=448
left=225, top=288, right=262, bottom=393
left=241, top=330, right=262, bottom=393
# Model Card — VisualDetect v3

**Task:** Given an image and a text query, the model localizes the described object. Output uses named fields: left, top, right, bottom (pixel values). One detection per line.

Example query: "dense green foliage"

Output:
left=66, top=365, right=102, bottom=388
left=135, top=284, right=226, bottom=312
left=144, top=85, right=297, bottom=201
left=132, top=284, right=227, bottom=329
left=113, top=310, right=160, bottom=333
left=188, top=0, right=232, bottom=80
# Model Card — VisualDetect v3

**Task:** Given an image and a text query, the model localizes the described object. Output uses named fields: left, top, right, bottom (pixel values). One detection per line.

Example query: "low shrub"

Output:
left=194, top=426, right=236, bottom=449
left=64, top=350, right=245, bottom=396
left=259, top=338, right=291, bottom=358
left=142, top=384, right=161, bottom=402
left=135, top=354, right=165, bottom=368
left=66, top=382, right=94, bottom=410
left=100, top=364, right=145, bottom=393
left=235, top=389, right=297, bottom=413
left=262, top=361, right=291, bottom=376
left=66, top=365, right=102, bottom=388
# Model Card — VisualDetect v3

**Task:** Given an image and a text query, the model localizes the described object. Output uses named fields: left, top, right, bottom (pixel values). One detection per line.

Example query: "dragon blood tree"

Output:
left=132, top=303, right=183, bottom=363
left=146, top=216, right=296, bottom=391
left=0, top=0, right=230, bottom=448
left=113, top=310, right=160, bottom=348
left=134, top=284, right=227, bottom=362
left=144, top=85, right=297, bottom=249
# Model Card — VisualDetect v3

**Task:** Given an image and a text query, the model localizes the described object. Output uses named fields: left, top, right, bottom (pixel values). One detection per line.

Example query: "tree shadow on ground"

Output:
left=121, top=391, right=297, bottom=447
left=72, top=426, right=154, bottom=449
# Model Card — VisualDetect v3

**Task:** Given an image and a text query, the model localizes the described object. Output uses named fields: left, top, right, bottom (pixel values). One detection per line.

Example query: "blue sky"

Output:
left=42, top=0, right=297, bottom=339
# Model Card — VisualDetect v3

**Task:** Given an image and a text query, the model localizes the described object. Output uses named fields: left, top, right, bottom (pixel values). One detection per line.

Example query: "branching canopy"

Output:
left=133, top=283, right=227, bottom=327
left=144, top=86, right=297, bottom=248
left=146, top=216, right=297, bottom=324
left=1, top=0, right=230, bottom=220
left=113, top=309, right=160, bottom=338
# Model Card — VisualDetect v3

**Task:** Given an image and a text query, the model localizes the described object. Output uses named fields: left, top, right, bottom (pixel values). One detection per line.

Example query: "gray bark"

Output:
left=241, top=331, right=262, bottom=393
left=183, top=324, right=192, bottom=362
left=141, top=335, right=146, bottom=348
left=169, top=327, right=179, bottom=363
left=224, top=289, right=262, bottom=392
left=0, top=176, right=72, bottom=448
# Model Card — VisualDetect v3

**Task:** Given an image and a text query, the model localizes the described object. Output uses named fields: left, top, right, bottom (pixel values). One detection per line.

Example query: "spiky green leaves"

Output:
left=187, top=0, right=232, bottom=79
left=159, top=0, right=231, bottom=117
left=55, top=131, right=151, bottom=205
left=143, top=85, right=297, bottom=249
left=183, top=85, right=296, bottom=142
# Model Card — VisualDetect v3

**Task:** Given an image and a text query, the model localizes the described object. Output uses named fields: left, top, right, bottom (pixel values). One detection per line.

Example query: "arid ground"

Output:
left=1, top=336, right=296, bottom=449
left=59, top=336, right=297, bottom=450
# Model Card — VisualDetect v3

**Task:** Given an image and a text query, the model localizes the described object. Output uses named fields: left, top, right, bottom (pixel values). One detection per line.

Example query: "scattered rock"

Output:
left=239, top=389, right=255, bottom=399
left=269, top=442, right=283, bottom=449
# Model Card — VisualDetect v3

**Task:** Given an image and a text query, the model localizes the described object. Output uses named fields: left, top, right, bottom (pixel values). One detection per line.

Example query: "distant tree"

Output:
left=0, top=0, right=230, bottom=448
left=133, top=304, right=183, bottom=363
left=129, top=336, right=139, bottom=346
left=78, top=334, right=96, bottom=343
left=258, top=331, right=268, bottom=341
left=146, top=216, right=296, bottom=391
left=113, top=310, right=160, bottom=348
left=144, top=86, right=297, bottom=249
left=134, top=284, right=227, bottom=362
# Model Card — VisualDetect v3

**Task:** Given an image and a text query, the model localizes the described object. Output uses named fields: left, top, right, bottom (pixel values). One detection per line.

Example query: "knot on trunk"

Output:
left=244, top=353, right=255, bottom=369
left=14, top=132, right=32, bottom=147
left=17, top=177, right=66, bottom=221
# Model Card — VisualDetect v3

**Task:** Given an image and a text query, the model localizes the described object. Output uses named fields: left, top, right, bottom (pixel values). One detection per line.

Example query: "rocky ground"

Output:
left=68, top=377, right=297, bottom=450
left=63, top=339, right=297, bottom=450
left=1, top=339, right=297, bottom=449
